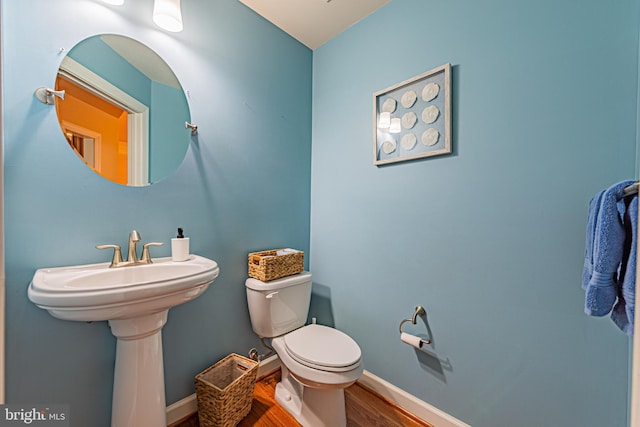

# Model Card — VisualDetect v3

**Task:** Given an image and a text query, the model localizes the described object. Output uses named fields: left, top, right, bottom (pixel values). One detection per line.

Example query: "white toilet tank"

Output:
left=245, top=272, right=312, bottom=338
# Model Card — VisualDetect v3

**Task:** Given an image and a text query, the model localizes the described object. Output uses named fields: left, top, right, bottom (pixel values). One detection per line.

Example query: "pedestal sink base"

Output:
left=110, top=311, right=168, bottom=427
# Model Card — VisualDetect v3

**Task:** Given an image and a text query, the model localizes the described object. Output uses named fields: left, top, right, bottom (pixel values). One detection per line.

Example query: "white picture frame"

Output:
left=373, top=63, right=451, bottom=166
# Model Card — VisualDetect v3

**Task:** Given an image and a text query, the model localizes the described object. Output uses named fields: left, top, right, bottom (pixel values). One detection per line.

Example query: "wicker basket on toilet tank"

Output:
left=248, top=249, right=304, bottom=281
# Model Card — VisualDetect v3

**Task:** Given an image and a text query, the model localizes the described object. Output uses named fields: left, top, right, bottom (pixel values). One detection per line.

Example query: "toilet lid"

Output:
left=283, top=324, right=361, bottom=372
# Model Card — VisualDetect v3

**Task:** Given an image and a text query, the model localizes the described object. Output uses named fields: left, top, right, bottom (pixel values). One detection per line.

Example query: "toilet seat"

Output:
left=283, top=324, right=361, bottom=372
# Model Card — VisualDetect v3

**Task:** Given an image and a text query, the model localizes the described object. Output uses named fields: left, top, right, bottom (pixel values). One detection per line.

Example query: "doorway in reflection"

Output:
left=56, top=75, right=128, bottom=185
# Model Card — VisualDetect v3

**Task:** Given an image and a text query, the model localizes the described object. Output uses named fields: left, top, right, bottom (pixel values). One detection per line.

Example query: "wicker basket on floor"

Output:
left=248, top=249, right=304, bottom=281
left=195, top=353, right=259, bottom=427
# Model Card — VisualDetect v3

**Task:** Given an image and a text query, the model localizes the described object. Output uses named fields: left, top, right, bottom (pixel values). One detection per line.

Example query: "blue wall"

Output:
left=149, top=80, right=191, bottom=183
left=2, top=0, right=311, bottom=425
left=310, top=1, right=639, bottom=427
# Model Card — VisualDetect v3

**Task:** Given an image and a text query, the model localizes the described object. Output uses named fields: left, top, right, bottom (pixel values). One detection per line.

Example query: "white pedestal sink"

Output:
left=28, top=255, right=220, bottom=427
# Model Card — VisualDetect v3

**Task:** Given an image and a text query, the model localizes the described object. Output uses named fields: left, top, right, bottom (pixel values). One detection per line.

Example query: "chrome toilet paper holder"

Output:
left=399, top=305, right=432, bottom=344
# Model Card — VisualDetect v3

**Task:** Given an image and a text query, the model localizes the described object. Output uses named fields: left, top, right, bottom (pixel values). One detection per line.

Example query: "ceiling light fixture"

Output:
left=153, top=0, right=184, bottom=32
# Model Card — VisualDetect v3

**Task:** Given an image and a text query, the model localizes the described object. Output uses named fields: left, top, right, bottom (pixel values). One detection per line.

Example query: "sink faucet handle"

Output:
left=96, top=244, right=124, bottom=268
left=141, top=242, right=164, bottom=264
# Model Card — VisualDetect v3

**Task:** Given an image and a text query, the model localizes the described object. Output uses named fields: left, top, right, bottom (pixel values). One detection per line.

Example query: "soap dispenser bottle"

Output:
left=171, top=227, right=190, bottom=261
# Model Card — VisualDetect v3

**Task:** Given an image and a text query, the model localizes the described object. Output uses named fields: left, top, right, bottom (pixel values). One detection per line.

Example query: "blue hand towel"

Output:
left=584, top=180, right=635, bottom=316
left=612, top=195, right=637, bottom=335
left=582, top=189, right=605, bottom=290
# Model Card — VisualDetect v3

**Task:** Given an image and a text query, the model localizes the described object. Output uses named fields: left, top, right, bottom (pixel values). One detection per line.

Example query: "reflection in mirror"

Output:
left=54, top=34, right=191, bottom=186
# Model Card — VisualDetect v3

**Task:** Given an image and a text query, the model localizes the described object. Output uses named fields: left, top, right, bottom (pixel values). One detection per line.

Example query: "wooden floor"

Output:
left=171, top=370, right=433, bottom=427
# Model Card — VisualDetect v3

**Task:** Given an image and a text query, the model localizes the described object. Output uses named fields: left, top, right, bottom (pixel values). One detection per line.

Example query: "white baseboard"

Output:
left=358, top=370, right=471, bottom=427
left=166, top=395, right=197, bottom=426
left=166, top=355, right=470, bottom=427
left=166, top=355, right=281, bottom=425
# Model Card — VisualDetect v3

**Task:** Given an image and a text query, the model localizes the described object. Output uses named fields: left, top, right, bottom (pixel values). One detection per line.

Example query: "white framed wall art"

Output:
left=373, top=63, right=451, bottom=166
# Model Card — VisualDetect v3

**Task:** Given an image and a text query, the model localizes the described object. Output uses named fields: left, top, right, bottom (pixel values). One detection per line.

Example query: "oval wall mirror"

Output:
left=54, top=34, right=191, bottom=187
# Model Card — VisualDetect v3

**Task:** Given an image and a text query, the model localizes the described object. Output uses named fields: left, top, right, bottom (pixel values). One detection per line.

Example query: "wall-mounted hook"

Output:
left=34, top=87, right=65, bottom=105
left=185, top=122, right=198, bottom=135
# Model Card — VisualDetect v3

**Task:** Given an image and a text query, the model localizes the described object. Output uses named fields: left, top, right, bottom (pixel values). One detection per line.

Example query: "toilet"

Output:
left=245, top=272, right=363, bottom=427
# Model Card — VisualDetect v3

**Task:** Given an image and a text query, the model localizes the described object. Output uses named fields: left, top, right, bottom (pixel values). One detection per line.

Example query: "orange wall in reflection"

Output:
left=55, top=76, right=128, bottom=185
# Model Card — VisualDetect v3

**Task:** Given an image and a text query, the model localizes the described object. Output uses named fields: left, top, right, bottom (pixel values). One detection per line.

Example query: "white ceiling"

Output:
left=238, top=0, right=392, bottom=50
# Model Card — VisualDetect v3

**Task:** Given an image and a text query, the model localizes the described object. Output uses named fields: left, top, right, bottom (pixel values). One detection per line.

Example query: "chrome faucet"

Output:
left=96, top=230, right=164, bottom=268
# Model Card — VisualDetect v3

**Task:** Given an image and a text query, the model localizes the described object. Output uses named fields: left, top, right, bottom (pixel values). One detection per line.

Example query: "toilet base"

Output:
left=275, top=365, right=347, bottom=427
